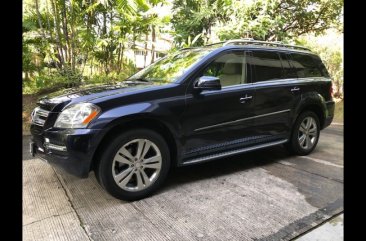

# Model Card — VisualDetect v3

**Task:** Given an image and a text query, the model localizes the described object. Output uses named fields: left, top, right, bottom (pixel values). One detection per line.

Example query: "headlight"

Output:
left=54, top=103, right=101, bottom=128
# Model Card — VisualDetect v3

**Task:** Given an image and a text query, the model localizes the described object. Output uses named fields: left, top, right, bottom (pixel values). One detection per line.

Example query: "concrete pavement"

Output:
left=295, top=214, right=343, bottom=241
left=23, top=124, right=343, bottom=240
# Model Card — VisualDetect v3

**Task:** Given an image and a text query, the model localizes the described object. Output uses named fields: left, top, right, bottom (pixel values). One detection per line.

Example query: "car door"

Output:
left=248, top=50, right=300, bottom=141
left=180, top=50, right=258, bottom=162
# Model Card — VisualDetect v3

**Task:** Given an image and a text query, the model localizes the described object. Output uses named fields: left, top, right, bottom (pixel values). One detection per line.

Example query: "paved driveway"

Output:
left=23, top=125, right=343, bottom=241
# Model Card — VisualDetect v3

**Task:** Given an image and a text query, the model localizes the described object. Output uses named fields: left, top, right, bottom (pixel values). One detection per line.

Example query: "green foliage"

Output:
left=23, top=0, right=343, bottom=95
left=172, top=0, right=232, bottom=46
left=23, top=67, right=83, bottom=95
left=296, top=33, right=343, bottom=98
left=172, top=0, right=343, bottom=43
left=84, top=59, right=137, bottom=85
left=334, top=100, right=343, bottom=123
left=22, top=0, right=167, bottom=94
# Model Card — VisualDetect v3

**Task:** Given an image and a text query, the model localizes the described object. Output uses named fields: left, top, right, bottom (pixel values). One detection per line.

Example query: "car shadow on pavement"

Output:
left=159, top=145, right=289, bottom=194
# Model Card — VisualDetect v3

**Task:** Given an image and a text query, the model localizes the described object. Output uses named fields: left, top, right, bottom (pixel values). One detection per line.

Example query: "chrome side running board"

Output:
left=182, top=139, right=288, bottom=165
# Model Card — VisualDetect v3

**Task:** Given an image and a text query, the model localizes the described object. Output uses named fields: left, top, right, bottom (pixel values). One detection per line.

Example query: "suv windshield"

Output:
left=127, top=48, right=212, bottom=84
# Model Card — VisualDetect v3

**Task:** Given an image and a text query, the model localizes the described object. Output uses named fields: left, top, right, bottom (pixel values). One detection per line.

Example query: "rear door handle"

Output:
left=240, top=95, right=253, bottom=103
left=291, top=87, right=300, bottom=92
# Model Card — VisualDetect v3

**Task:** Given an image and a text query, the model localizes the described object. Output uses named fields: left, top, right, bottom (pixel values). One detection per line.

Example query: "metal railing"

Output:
left=179, top=38, right=311, bottom=52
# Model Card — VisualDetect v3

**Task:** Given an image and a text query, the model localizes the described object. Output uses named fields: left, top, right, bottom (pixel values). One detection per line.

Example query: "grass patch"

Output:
left=333, top=98, right=343, bottom=123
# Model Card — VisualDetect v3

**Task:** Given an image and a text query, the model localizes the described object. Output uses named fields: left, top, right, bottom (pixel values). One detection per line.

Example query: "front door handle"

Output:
left=240, top=95, right=253, bottom=103
left=291, top=87, right=300, bottom=92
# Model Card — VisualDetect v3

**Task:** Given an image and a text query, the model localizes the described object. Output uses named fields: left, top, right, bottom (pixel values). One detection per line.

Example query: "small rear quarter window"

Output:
left=312, top=55, right=330, bottom=77
left=290, top=53, right=322, bottom=78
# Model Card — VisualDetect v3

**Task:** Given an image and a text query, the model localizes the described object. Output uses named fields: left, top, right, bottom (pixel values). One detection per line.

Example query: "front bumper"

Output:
left=30, top=126, right=103, bottom=178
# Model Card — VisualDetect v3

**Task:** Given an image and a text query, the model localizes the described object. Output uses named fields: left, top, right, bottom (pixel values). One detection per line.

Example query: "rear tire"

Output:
left=285, top=111, right=320, bottom=155
left=95, top=128, right=170, bottom=201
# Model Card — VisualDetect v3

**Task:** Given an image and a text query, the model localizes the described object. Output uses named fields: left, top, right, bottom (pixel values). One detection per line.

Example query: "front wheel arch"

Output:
left=91, top=117, right=178, bottom=173
left=95, top=128, right=171, bottom=200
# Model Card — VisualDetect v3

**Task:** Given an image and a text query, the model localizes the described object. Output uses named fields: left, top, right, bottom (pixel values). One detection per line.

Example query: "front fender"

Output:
left=89, top=102, right=181, bottom=135
left=87, top=102, right=183, bottom=165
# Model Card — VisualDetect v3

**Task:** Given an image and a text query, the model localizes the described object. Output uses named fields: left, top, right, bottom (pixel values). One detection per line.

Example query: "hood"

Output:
left=38, top=81, right=156, bottom=111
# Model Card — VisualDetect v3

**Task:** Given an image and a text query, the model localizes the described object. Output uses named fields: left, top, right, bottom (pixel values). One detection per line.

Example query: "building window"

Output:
left=134, top=50, right=145, bottom=56
left=157, top=52, right=166, bottom=58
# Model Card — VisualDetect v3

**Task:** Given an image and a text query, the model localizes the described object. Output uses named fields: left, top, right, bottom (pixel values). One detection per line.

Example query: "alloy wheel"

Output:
left=112, top=139, right=162, bottom=192
left=298, top=116, right=318, bottom=150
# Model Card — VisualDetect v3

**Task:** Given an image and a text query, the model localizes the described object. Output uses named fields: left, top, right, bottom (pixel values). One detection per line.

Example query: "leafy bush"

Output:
left=83, top=60, right=137, bottom=85
left=23, top=67, right=83, bottom=94
left=57, top=67, right=83, bottom=87
left=295, top=31, right=343, bottom=98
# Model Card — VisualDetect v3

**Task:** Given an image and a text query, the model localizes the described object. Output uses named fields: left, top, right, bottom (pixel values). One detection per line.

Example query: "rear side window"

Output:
left=279, top=52, right=297, bottom=78
left=249, top=51, right=283, bottom=82
left=290, top=53, right=322, bottom=78
left=312, top=56, right=330, bottom=77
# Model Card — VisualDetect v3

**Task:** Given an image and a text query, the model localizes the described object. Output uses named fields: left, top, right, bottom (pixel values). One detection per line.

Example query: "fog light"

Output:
left=44, top=142, right=67, bottom=151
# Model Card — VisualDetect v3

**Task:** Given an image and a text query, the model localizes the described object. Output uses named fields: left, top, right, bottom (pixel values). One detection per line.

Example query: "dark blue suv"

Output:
left=30, top=39, right=334, bottom=200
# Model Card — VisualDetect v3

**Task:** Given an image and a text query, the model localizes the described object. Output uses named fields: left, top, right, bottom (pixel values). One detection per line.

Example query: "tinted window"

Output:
left=202, top=52, right=245, bottom=87
left=291, top=53, right=322, bottom=78
left=279, top=52, right=297, bottom=78
left=249, top=51, right=283, bottom=82
left=312, top=56, right=330, bottom=77
left=129, top=48, right=212, bottom=83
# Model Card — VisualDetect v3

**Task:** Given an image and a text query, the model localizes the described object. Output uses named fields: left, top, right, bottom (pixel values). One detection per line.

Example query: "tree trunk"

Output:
left=144, top=33, right=148, bottom=67
left=70, top=0, right=76, bottom=72
left=102, top=11, right=108, bottom=74
left=60, top=0, right=70, bottom=64
left=81, top=53, right=88, bottom=76
left=50, top=0, right=65, bottom=67
left=102, top=12, right=107, bottom=36
left=109, top=10, right=114, bottom=70
left=35, top=0, right=46, bottom=38
left=44, top=0, right=55, bottom=45
left=133, top=32, right=137, bottom=68
left=121, top=45, right=124, bottom=72
left=117, top=43, right=122, bottom=74
left=151, top=25, right=156, bottom=64
left=90, top=60, right=93, bottom=76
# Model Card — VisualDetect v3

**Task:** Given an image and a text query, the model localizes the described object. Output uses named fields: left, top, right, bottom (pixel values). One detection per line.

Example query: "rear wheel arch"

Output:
left=294, top=94, right=326, bottom=129
left=297, top=104, right=325, bottom=128
left=285, top=111, right=320, bottom=155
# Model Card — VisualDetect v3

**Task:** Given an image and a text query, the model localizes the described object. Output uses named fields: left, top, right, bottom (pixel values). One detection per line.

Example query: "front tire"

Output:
left=285, top=111, right=320, bottom=155
left=96, top=129, right=170, bottom=201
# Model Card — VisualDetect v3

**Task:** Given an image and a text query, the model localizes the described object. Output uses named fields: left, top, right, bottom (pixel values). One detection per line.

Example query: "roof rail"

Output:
left=223, top=39, right=311, bottom=51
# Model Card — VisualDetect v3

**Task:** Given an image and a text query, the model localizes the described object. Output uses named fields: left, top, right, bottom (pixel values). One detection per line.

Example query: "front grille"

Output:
left=31, top=107, right=50, bottom=127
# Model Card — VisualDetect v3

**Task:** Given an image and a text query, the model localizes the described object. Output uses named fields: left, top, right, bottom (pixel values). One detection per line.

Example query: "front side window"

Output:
left=249, top=51, right=283, bottom=82
left=201, top=52, right=246, bottom=87
left=290, top=53, right=322, bottom=78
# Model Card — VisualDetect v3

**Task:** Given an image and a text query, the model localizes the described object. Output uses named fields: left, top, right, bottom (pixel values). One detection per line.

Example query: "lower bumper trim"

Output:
left=45, top=143, right=67, bottom=152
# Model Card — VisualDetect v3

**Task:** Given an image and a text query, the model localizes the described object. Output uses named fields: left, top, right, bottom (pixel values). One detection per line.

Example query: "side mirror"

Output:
left=194, top=76, right=222, bottom=91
